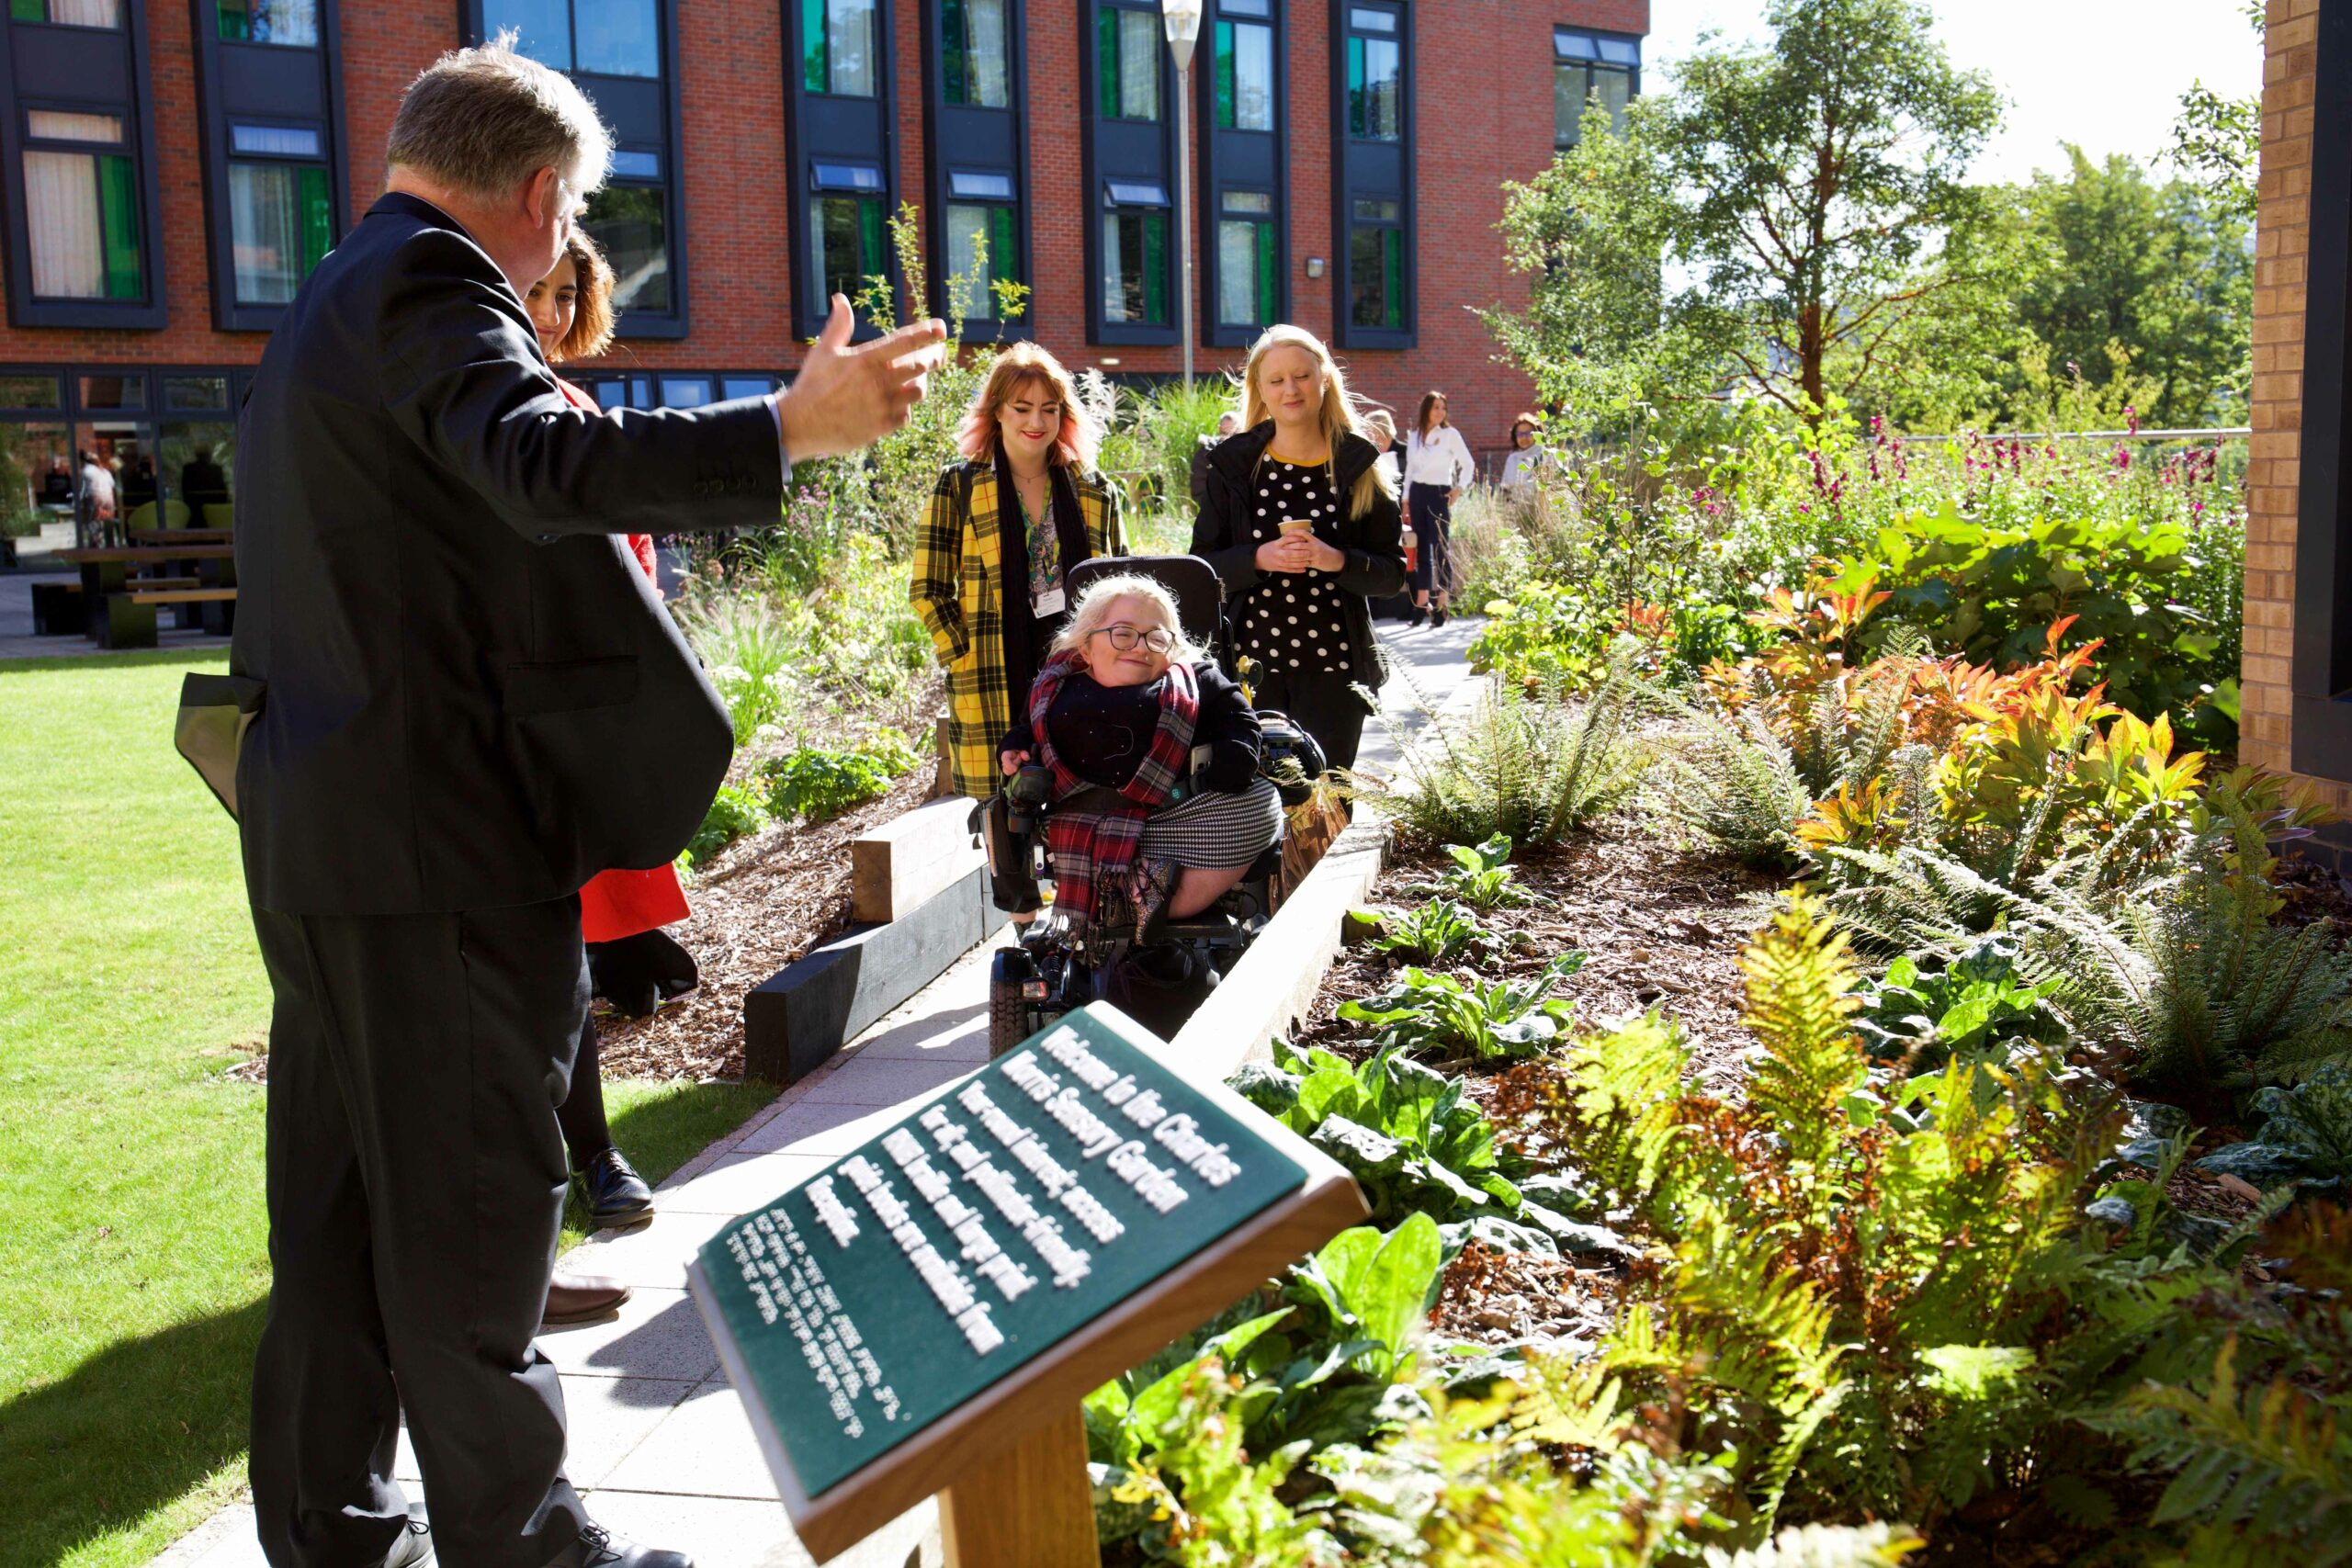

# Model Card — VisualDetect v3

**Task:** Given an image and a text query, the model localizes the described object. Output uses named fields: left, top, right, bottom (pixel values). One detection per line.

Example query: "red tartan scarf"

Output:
left=1024, top=649, right=1199, bottom=927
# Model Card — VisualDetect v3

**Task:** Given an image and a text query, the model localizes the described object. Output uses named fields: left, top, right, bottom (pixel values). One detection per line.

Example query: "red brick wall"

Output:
left=1, top=0, right=1647, bottom=462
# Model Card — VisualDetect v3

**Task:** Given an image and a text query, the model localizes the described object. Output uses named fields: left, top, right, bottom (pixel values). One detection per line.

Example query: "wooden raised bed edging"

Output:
left=1167, top=815, right=1389, bottom=1081
left=743, top=805, right=1008, bottom=1086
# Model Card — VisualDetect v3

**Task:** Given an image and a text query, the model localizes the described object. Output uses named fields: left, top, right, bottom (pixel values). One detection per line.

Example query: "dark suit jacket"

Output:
left=231, top=193, right=781, bottom=915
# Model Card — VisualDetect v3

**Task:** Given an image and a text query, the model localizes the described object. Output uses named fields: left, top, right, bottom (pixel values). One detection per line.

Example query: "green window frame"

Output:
left=22, top=111, right=144, bottom=301
left=10, top=0, right=124, bottom=22
left=1349, top=222, right=1401, bottom=331
left=945, top=201, right=1018, bottom=320
left=1345, top=34, right=1399, bottom=140
left=216, top=0, right=318, bottom=44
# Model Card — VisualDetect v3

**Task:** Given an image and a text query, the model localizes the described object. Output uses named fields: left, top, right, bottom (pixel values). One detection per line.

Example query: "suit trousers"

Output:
left=248, top=897, right=591, bottom=1568
left=1252, top=665, right=1371, bottom=773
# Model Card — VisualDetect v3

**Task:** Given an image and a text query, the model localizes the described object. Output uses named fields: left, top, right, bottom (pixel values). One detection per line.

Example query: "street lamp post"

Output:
left=1160, top=0, right=1203, bottom=390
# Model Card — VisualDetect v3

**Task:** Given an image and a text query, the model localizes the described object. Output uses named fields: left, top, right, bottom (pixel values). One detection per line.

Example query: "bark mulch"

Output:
left=595, top=765, right=939, bottom=1082
left=1288, top=817, right=1781, bottom=1094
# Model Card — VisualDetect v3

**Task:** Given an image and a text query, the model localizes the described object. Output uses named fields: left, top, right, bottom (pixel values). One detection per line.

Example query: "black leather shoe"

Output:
left=542, top=1523, right=692, bottom=1568
left=382, top=1509, right=434, bottom=1568
left=585, top=931, right=699, bottom=1020
left=1430, top=604, right=1450, bottom=627
left=579, top=1147, right=654, bottom=1227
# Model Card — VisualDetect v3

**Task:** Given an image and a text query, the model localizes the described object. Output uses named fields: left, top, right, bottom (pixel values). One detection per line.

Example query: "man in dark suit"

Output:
left=178, top=447, right=230, bottom=512
left=226, top=40, right=943, bottom=1568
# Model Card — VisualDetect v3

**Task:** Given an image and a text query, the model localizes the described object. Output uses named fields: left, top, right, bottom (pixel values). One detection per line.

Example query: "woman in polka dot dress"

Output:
left=1191, top=325, right=1407, bottom=771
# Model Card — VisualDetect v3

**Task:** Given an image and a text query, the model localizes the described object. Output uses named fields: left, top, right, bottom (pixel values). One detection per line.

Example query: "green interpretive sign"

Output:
left=690, top=1009, right=1309, bottom=1499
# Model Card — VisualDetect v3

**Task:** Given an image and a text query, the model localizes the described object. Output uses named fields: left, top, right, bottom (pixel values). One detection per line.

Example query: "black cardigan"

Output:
left=1001, top=660, right=1260, bottom=793
left=1189, top=421, right=1407, bottom=689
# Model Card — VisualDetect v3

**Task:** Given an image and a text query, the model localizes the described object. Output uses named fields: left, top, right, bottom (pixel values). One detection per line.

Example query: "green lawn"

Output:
left=0, top=651, right=771, bottom=1568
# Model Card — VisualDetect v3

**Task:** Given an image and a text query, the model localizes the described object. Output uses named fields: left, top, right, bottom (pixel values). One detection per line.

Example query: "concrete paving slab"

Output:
left=397, top=1375, right=695, bottom=1490
left=537, top=1286, right=724, bottom=1383
left=576, top=1489, right=939, bottom=1568
left=657, top=1150, right=833, bottom=1217
left=565, top=1210, right=736, bottom=1291
left=598, top=1378, right=780, bottom=1501
left=791, top=1054, right=977, bottom=1107
left=730, top=1097, right=945, bottom=1158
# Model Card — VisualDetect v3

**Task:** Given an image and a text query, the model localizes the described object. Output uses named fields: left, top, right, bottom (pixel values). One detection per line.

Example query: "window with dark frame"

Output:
left=1214, top=0, right=1272, bottom=130
left=1554, top=26, right=1637, bottom=150
left=1216, top=188, right=1274, bottom=329
left=811, top=160, right=887, bottom=306
left=1102, top=181, right=1169, bottom=325
left=2, top=0, right=166, bottom=329
left=1095, top=0, right=1160, bottom=119
left=192, top=0, right=343, bottom=328
left=1082, top=0, right=1175, bottom=344
left=480, top=0, right=682, bottom=332
left=226, top=123, right=331, bottom=306
left=941, top=0, right=1008, bottom=106
left=216, top=0, right=316, bottom=43
left=1334, top=0, right=1408, bottom=346
left=804, top=0, right=880, bottom=96
left=944, top=170, right=1018, bottom=322
left=926, top=0, right=1028, bottom=335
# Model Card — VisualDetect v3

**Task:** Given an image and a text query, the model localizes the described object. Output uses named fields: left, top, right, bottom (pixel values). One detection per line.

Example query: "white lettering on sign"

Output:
left=1102, top=1073, right=1140, bottom=1106
left=1042, top=1087, right=1124, bottom=1160
left=968, top=1161, right=1040, bottom=1228
left=1058, top=1180, right=1126, bottom=1245
left=807, top=1176, right=861, bottom=1247
left=1038, top=1023, right=1123, bottom=1092
left=1020, top=1211, right=1093, bottom=1288
left=1121, top=1088, right=1168, bottom=1129
left=1001, top=1054, right=1060, bottom=1104
left=1150, top=1114, right=1241, bottom=1188
left=1107, top=1140, right=1189, bottom=1213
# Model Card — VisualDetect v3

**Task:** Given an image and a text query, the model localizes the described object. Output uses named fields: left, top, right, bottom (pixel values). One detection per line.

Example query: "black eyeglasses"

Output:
left=1088, top=624, right=1176, bottom=653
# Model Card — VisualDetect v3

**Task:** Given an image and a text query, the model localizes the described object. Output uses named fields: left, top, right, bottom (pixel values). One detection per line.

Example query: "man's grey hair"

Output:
left=385, top=35, right=611, bottom=204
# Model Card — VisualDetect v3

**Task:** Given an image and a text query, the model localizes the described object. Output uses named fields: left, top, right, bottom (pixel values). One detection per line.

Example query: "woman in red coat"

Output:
left=523, top=234, right=696, bottom=1260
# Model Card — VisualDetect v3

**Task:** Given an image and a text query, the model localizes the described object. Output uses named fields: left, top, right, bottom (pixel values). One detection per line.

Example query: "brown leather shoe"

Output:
left=543, top=1270, right=631, bottom=1327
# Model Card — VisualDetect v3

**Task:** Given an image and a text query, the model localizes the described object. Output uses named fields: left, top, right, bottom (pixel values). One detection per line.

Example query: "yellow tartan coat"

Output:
left=910, top=460, right=1125, bottom=799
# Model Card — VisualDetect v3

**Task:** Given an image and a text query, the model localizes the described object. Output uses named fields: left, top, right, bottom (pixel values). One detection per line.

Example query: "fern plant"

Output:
left=1367, top=663, right=1651, bottom=848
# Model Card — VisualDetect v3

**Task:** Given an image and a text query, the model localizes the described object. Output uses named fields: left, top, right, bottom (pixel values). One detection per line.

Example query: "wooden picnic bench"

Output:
left=126, top=526, right=233, bottom=545
left=55, top=544, right=237, bottom=604
left=96, top=584, right=239, bottom=649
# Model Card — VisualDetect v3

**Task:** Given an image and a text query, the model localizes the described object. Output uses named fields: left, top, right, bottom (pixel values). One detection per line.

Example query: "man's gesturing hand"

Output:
left=773, top=295, right=949, bottom=464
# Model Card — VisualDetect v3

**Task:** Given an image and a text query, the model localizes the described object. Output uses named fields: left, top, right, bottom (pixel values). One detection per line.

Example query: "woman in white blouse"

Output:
left=1498, top=412, right=1544, bottom=491
left=1403, top=391, right=1476, bottom=626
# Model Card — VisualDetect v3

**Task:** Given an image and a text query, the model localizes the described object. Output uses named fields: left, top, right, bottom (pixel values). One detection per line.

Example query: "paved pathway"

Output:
left=150, top=618, right=1484, bottom=1568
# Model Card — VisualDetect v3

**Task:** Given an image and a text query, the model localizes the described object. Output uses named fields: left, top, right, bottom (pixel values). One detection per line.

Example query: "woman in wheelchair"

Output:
left=999, top=573, right=1282, bottom=941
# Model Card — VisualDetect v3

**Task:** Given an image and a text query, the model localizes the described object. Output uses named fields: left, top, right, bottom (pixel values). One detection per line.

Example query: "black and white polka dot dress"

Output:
left=1236, top=457, right=1351, bottom=675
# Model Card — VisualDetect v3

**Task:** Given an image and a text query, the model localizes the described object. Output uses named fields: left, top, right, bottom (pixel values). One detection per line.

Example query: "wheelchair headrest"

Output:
left=1066, top=555, right=1224, bottom=647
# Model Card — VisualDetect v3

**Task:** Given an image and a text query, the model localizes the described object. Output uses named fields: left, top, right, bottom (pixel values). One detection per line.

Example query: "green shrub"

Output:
left=684, top=784, right=767, bottom=865
left=757, top=731, right=920, bottom=822
left=1371, top=667, right=1651, bottom=849
left=1417, top=834, right=1532, bottom=913
left=1361, top=897, right=1489, bottom=966
left=1338, top=953, right=1584, bottom=1063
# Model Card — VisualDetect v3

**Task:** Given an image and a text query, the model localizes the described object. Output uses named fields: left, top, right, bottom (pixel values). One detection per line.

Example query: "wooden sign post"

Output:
left=687, top=1003, right=1370, bottom=1566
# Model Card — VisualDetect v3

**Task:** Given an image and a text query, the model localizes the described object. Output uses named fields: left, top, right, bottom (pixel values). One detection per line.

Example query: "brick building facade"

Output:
left=2244, top=0, right=2352, bottom=854
left=0, top=0, right=1646, bottom=525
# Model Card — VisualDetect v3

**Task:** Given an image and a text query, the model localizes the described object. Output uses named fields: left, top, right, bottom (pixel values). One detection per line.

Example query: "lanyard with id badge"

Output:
left=1020, top=482, right=1066, bottom=616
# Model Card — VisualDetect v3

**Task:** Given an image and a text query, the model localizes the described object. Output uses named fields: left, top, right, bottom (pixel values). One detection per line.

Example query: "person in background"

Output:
left=1189, top=409, right=1241, bottom=510
left=123, top=455, right=158, bottom=514
left=77, top=449, right=115, bottom=546
left=1193, top=324, right=1405, bottom=772
left=1359, top=408, right=1415, bottom=623
left=1498, top=412, right=1544, bottom=492
left=913, top=342, right=1125, bottom=813
left=1402, top=390, right=1475, bottom=627
left=181, top=446, right=231, bottom=513
left=41, top=454, right=74, bottom=504
left=520, top=232, right=689, bottom=1329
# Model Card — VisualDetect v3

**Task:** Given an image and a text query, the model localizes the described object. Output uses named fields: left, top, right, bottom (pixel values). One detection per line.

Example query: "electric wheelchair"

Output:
left=982, top=554, right=1323, bottom=1055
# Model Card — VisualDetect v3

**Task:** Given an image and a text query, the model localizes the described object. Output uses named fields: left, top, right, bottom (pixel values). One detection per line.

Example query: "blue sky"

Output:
left=1645, top=1, right=2269, bottom=186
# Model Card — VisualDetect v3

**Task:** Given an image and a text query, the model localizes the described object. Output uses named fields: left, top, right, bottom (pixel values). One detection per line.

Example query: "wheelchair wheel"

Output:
left=989, top=947, right=1036, bottom=1059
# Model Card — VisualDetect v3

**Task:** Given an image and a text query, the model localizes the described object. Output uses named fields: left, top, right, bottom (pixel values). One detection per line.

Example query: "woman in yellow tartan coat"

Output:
left=911, top=344, right=1125, bottom=800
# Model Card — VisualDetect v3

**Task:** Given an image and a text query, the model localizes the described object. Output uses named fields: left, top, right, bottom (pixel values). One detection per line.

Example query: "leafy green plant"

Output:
left=1416, top=834, right=1533, bottom=913
left=756, top=732, right=920, bottom=822
left=1372, top=667, right=1651, bottom=849
left=2231, top=1062, right=2352, bottom=1186
left=1232, top=1044, right=1600, bottom=1247
left=684, top=783, right=767, bottom=865
left=1363, top=898, right=1488, bottom=966
left=1851, top=934, right=2064, bottom=1069
left=1339, top=953, right=1587, bottom=1063
left=674, top=590, right=800, bottom=747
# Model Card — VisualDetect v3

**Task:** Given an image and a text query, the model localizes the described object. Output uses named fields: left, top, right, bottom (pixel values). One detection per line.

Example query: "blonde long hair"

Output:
left=1238, top=324, right=1396, bottom=519
left=956, top=342, right=1101, bottom=469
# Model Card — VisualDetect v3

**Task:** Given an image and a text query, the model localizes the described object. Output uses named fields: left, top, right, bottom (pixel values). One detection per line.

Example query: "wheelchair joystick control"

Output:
left=1005, top=761, right=1054, bottom=838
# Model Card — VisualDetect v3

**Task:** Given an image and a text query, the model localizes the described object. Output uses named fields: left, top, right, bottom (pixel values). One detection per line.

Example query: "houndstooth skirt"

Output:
left=1137, top=777, right=1283, bottom=867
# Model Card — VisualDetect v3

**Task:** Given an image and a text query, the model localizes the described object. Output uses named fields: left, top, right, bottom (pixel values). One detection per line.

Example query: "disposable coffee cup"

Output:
left=1278, top=517, right=1311, bottom=538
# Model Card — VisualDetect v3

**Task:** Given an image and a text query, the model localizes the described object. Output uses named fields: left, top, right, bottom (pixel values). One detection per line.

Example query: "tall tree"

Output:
left=2170, top=0, right=2264, bottom=226
left=1489, top=0, right=2007, bottom=430
left=2010, top=149, right=2254, bottom=427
